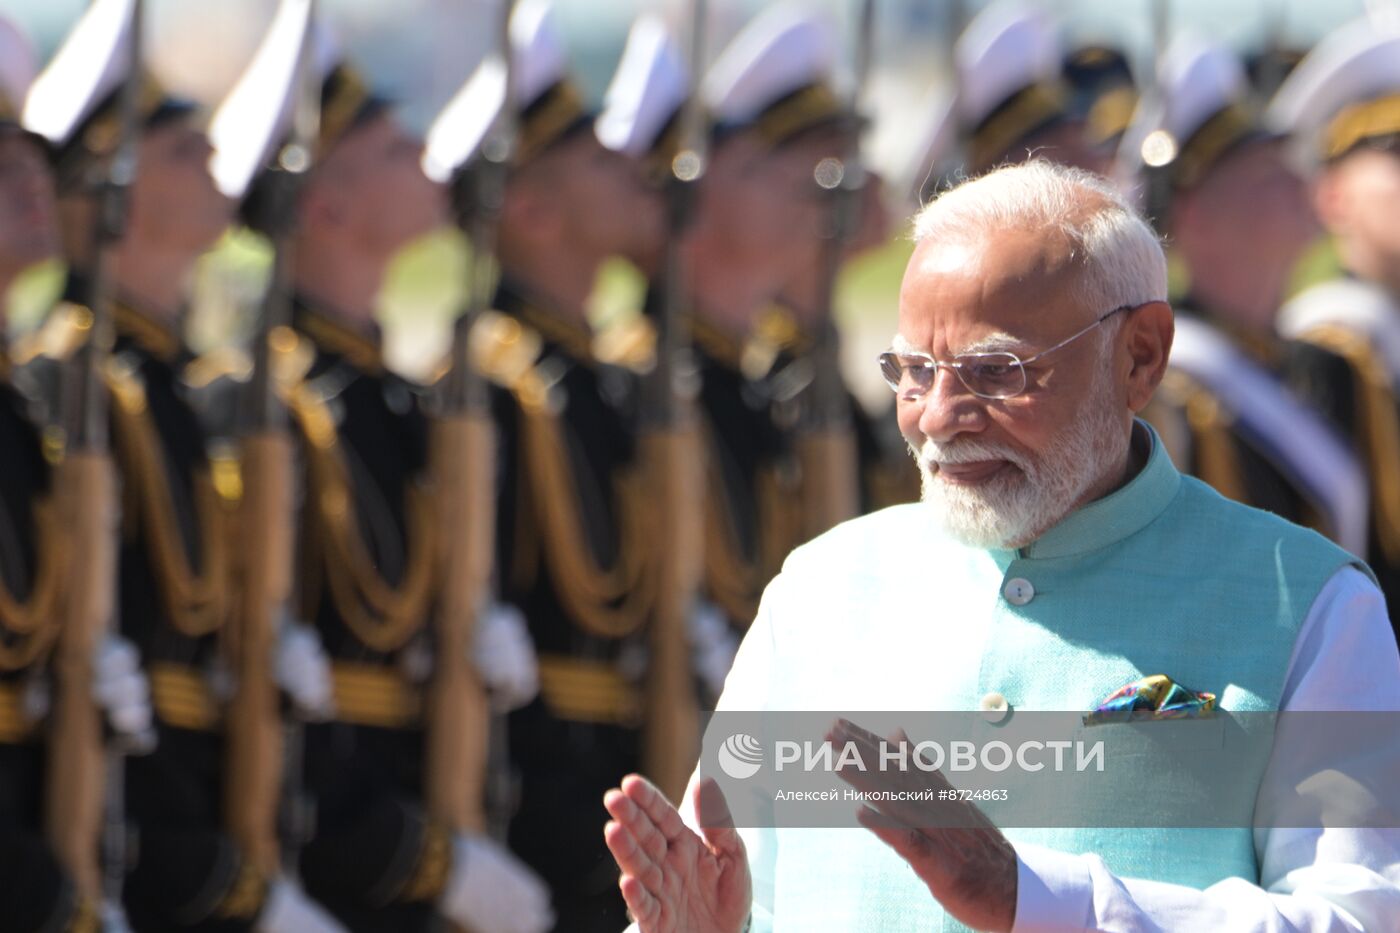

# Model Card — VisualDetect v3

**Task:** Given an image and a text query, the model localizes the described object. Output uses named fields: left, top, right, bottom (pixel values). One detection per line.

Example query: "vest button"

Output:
left=1003, top=577, right=1035, bottom=606
left=979, top=691, right=1011, bottom=723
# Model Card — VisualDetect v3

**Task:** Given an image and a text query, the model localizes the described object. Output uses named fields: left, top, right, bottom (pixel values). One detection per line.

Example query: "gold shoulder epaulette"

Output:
left=10, top=302, right=92, bottom=366
left=468, top=309, right=544, bottom=390
left=182, top=346, right=254, bottom=390
left=753, top=305, right=806, bottom=352
left=742, top=305, right=810, bottom=381
left=592, top=314, right=656, bottom=373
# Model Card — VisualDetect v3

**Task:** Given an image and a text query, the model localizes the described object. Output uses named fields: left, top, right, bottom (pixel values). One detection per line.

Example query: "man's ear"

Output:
left=1123, top=301, right=1174, bottom=413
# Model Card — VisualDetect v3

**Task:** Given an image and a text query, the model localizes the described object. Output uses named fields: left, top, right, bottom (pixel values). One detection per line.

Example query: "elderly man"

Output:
left=603, top=161, right=1400, bottom=931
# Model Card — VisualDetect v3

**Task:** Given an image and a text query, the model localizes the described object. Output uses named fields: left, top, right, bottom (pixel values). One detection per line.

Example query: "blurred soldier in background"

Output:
left=1120, top=35, right=1370, bottom=560
left=17, top=0, right=338, bottom=928
left=0, top=12, right=154, bottom=932
left=1271, top=17, right=1400, bottom=641
left=424, top=0, right=672, bottom=927
left=209, top=2, right=552, bottom=930
left=594, top=14, right=739, bottom=709
left=676, top=5, right=829, bottom=656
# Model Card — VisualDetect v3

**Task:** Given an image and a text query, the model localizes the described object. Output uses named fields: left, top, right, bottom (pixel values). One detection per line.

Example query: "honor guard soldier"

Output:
left=670, top=5, right=844, bottom=645
left=0, top=13, right=153, bottom=931
left=1270, top=17, right=1400, bottom=639
left=424, top=1, right=682, bottom=927
left=1118, top=35, right=1370, bottom=559
left=19, top=0, right=339, bottom=928
left=210, top=2, right=551, bottom=931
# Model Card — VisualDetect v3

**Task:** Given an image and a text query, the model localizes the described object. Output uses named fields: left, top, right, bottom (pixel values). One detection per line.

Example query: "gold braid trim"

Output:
left=150, top=663, right=221, bottom=731
left=969, top=81, right=1068, bottom=172
left=537, top=655, right=643, bottom=726
left=516, top=404, right=656, bottom=639
left=0, top=681, right=37, bottom=742
left=1297, top=324, right=1400, bottom=564
left=287, top=385, right=436, bottom=653
left=1176, top=373, right=1249, bottom=505
left=0, top=497, right=66, bottom=671
left=330, top=661, right=423, bottom=729
left=106, top=364, right=233, bottom=637
left=1325, top=92, right=1400, bottom=161
left=700, top=419, right=803, bottom=628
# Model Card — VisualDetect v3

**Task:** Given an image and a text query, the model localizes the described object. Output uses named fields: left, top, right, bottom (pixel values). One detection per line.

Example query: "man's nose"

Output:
left=916, top=366, right=987, bottom=443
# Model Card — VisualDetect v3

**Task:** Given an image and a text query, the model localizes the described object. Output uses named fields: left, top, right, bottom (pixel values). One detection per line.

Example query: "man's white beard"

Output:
left=910, top=363, right=1127, bottom=549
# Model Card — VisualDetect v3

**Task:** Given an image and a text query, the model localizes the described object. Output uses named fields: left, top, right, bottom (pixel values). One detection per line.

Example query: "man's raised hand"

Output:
left=603, top=774, right=751, bottom=933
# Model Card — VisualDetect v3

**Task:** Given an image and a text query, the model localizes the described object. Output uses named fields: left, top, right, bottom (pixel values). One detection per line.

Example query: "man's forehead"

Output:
left=897, top=225, right=1088, bottom=346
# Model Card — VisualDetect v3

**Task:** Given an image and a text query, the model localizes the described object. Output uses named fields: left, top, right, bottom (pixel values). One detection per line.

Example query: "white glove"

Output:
left=275, top=622, right=334, bottom=720
left=471, top=603, right=539, bottom=712
left=99, top=898, right=133, bottom=933
left=91, top=634, right=153, bottom=746
left=257, top=877, right=348, bottom=933
left=688, top=600, right=739, bottom=699
left=439, top=835, right=554, bottom=933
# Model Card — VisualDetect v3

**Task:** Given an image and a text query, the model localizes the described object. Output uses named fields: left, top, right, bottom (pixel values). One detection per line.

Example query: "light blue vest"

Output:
left=736, top=423, right=1371, bottom=931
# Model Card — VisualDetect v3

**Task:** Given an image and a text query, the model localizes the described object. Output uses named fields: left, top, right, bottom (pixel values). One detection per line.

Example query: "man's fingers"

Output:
left=604, top=789, right=668, bottom=865
left=827, top=719, right=983, bottom=830
left=619, top=873, right=658, bottom=926
left=604, top=820, right=664, bottom=894
left=693, top=777, right=743, bottom=857
left=620, top=773, right=689, bottom=843
left=857, top=804, right=936, bottom=866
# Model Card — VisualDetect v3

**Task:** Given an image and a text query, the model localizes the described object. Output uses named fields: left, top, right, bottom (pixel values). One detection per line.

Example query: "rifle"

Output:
left=1131, top=0, right=1174, bottom=233
left=638, top=0, right=709, bottom=805
left=793, top=0, right=875, bottom=541
left=45, top=0, right=145, bottom=918
left=425, top=0, right=516, bottom=841
left=224, top=0, right=319, bottom=877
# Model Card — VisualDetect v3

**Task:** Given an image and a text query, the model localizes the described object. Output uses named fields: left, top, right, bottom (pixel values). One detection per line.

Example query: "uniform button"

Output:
left=979, top=691, right=1011, bottom=723
left=1003, top=577, right=1035, bottom=606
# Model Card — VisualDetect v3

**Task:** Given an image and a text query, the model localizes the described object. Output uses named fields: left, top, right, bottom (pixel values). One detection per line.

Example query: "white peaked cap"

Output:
left=955, top=0, right=1061, bottom=128
left=208, top=0, right=343, bottom=199
left=1155, top=36, right=1249, bottom=146
left=701, top=3, right=835, bottom=127
left=596, top=14, right=687, bottom=158
left=422, top=0, right=569, bottom=183
left=24, top=0, right=139, bottom=145
left=1267, top=16, right=1400, bottom=163
left=0, top=16, right=36, bottom=118
left=898, top=86, right=958, bottom=204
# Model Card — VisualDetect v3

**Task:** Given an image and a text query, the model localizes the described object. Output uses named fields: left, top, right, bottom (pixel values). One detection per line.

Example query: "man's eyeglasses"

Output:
left=877, top=305, right=1136, bottom=401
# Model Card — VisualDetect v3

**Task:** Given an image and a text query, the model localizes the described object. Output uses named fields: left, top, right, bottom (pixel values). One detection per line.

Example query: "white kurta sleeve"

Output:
left=1011, top=566, right=1400, bottom=932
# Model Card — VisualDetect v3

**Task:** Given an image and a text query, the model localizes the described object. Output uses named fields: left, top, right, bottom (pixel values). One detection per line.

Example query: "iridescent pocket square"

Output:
left=1082, top=674, right=1217, bottom=726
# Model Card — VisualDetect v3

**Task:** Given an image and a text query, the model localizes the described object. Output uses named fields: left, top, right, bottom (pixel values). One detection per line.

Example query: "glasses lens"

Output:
left=878, top=352, right=935, bottom=397
left=958, top=354, right=1026, bottom=399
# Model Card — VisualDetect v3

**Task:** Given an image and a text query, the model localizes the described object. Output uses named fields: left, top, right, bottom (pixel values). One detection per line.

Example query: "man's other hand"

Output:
left=603, top=774, right=751, bottom=933
left=830, top=719, right=1018, bottom=933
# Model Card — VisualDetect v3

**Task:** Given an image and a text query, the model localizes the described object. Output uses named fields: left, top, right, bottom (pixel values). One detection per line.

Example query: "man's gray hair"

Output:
left=911, top=161, right=1168, bottom=313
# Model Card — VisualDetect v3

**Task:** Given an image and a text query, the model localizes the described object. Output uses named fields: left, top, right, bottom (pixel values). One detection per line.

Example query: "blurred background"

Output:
left=0, top=0, right=1380, bottom=402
